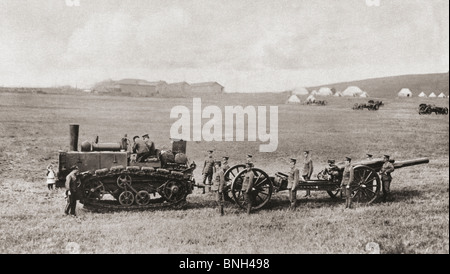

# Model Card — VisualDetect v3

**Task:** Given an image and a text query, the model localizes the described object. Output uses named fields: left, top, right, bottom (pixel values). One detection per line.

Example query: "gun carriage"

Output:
left=418, top=104, right=448, bottom=115
left=224, top=157, right=429, bottom=210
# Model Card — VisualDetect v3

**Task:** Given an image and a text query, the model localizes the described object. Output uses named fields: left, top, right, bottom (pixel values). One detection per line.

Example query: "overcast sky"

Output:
left=0, top=0, right=448, bottom=92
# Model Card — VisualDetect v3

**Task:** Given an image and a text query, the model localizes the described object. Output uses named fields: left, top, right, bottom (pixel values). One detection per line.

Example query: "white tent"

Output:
left=317, top=87, right=333, bottom=96
left=334, top=91, right=343, bottom=97
left=286, top=94, right=301, bottom=104
left=438, top=93, right=447, bottom=98
left=342, top=86, right=364, bottom=97
left=429, top=92, right=437, bottom=98
left=306, top=95, right=316, bottom=103
left=418, top=92, right=427, bottom=98
left=292, top=87, right=309, bottom=96
left=310, top=90, right=318, bottom=96
left=398, top=88, right=413, bottom=97
left=360, top=92, right=369, bottom=98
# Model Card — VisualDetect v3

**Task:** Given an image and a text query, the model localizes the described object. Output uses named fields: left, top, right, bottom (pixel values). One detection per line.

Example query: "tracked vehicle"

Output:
left=56, top=125, right=196, bottom=210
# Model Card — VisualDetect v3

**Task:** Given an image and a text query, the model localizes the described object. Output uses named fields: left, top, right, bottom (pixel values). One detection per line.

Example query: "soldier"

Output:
left=142, top=134, right=156, bottom=156
left=287, top=158, right=300, bottom=210
left=379, top=154, right=395, bottom=202
left=340, top=157, right=354, bottom=209
left=133, top=136, right=151, bottom=162
left=64, top=165, right=80, bottom=216
left=211, top=161, right=225, bottom=216
left=301, top=150, right=314, bottom=198
left=366, top=154, right=373, bottom=160
left=242, top=162, right=255, bottom=214
left=202, top=150, right=215, bottom=192
left=222, top=156, right=230, bottom=173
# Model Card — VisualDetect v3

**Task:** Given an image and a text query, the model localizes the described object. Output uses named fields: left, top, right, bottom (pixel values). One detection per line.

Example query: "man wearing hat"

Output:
left=132, top=136, right=151, bottom=162
left=340, top=157, right=354, bottom=209
left=379, top=155, right=395, bottom=202
left=246, top=154, right=253, bottom=164
left=242, top=162, right=255, bottom=214
left=202, top=150, right=215, bottom=192
left=287, top=158, right=300, bottom=209
left=65, top=165, right=80, bottom=216
left=222, top=156, right=230, bottom=173
left=211, top=161, right=225, bottom=216
left=301, top=150, right=314, bottom=198
left=142, top=134, right=156, bottom=156
left=366, top=154, right=373, bottom=161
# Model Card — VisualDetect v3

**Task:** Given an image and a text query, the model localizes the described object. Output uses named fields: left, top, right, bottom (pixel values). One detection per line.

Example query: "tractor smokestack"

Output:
left=69, top=124, right=79, bottom=151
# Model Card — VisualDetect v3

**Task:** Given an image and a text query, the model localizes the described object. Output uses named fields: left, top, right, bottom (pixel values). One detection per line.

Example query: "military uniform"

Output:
left=133, top=139, right=150, bottom=162
left=380, top=157, right=395, bottom=202
left=242, top=167, right=255, bottom=214
left=211, top=164, right=225, bottom=215
left=340, top=159, right=354, bottom=209
left=302, top=155, right=313, bottom=197
left=287, top=163, right=300, bottom=209
left=64, top=168, right=80, bottom=216
left=202, top=153, right=215, bottom=190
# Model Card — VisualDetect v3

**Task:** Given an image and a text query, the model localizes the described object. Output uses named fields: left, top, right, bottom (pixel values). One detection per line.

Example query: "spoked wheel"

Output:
left=162, top=180, right=187, bottom=204
left=231, top=168, right=273, bottom=210
left=118, top=191, right=135, bottom=206
left=351, top=165, right=381, bottom=205
left=84, top=180, right=105, bottom=200
left=135, top=190, right=151, bottom=206
left=117, top=174, right=132, bottom=188
left=223, top=164, right=246, bottom=202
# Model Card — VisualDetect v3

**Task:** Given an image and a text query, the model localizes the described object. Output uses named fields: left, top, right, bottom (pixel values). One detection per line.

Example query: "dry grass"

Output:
left=0, top=92, right=448, bottom=254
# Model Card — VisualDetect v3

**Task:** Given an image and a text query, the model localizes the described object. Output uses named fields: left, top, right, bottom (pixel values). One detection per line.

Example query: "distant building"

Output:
left=115, top=79, right=167, bottom=96
left=166, top=82, right=191, bottom=95
left=190, top=82, right=224, bottom=93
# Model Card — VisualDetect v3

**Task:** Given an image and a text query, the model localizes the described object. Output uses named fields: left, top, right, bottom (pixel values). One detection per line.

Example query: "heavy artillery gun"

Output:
left=56, top=125, right=196, bottom=210
left=223, top=157, right=429, bottom=210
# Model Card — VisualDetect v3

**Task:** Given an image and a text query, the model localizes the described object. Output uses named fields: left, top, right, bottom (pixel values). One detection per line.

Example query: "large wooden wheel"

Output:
left=351, top=165, right=381, bottom=205
left=223, top=164, right=246, bottom=202
left=231, top=168, right=273, bottom=210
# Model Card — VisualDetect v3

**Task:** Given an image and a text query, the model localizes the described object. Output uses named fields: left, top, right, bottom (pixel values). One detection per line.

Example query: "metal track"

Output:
left=79, top=166, right=191, bottom=212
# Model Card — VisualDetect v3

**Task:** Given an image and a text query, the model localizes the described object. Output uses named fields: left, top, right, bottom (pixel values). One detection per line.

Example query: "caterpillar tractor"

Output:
left=56, top=124, right=196, bottom=210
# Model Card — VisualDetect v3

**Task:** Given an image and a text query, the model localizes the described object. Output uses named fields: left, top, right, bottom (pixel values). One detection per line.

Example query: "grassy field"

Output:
left=0, top=92, right=448, bottom=254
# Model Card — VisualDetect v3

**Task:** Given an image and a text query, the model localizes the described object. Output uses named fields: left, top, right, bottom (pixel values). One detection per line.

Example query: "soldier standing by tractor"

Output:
left=242, top=162, right=255, bottom=214
left=64, top=165, right=80, bottom=216
left=287, top=158, right=300, bottom=210
left=340, top=157, right=354, bottom=209
left=301, top=151, right=314, bottom=198
left=379, top=155, right=395, bottom=202
left=202, top=150, right=215, bottom=192
left=211, top=161, right=225, bottom=216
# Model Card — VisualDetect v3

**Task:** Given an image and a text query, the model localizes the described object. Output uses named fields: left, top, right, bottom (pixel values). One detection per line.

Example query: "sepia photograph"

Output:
left=0, top=0, right=448, bottom=260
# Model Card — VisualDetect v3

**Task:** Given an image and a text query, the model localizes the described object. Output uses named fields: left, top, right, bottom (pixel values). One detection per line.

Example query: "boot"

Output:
left=246, top=204, right=251, bottom=215
left=220, top=205, right=224, bottom=216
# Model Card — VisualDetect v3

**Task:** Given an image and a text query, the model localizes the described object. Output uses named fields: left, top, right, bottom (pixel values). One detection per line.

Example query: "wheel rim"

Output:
left=84, top=180, right=105, bottom=200
left=231, top=168, right=273, bottom=210
left=118, top=191, right=134, bottom=206
left=223, top=164, right=246, bottom=202
left=163, top=180, right=186, bottom=203
left=117, top=174, right=132, bottom=188
left=351, top=166, right=380, bottom=205
left=135, top=190, right=151, bottom=206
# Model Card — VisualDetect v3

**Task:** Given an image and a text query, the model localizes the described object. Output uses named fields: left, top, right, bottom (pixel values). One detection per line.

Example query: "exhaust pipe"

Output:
left=69, top=124, right=79, bottom=151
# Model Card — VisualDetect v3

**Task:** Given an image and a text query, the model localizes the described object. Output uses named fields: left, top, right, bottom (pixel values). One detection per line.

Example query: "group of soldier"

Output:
left=201, top=150, right=395, bottom=216
left=62, top=147, right=395, bottom=217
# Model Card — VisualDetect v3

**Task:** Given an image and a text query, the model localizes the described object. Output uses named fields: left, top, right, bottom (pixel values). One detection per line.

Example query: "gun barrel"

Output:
left=393, top=158, right=429, bottom=169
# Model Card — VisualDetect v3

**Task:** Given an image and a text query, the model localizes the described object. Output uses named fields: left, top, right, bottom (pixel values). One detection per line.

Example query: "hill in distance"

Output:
left=306, top=72, right=449, bottom=98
